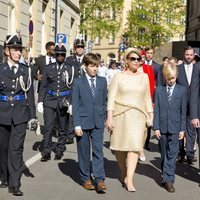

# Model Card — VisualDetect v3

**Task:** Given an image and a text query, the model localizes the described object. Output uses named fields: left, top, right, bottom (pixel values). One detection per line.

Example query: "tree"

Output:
left=79, top=0, right=124, bottom=41
left=125, top=0, right=186, bottom=48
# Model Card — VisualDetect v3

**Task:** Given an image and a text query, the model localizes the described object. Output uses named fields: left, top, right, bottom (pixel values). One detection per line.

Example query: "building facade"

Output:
left=0, top=0, right=80, bottom=57
left=92, top=0, right=186, bottom=65
left=186, top=0, right=200, bottom=41
left=92, top=0, right=132, bottom=65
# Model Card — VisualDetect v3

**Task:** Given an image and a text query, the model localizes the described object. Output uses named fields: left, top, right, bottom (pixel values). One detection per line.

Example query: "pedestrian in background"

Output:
left=106, top=48, right=153, bottom=192
left=144, top=46, right=160, bottom=85
left=138, top=50, right=155, bottom=161
left=0, top=33, right=36, bottom=196
left=32, top=41, right=55, bottom=92
left=107, top=60, right=121, bottom=87
left=72, top=53, right=107, bottom=192
left=153, top=64, right=187, bottom=193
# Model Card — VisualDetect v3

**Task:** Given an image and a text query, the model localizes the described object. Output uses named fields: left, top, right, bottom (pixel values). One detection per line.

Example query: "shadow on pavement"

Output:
left=176, top=162, right=200, bottom=184
left=150, top=156, right=200, bottom=184
left=58, top=158, right=81, bottom=185
left=137, top=158, right=162, bottom=186
left=104, top=158, right=121, bottom=183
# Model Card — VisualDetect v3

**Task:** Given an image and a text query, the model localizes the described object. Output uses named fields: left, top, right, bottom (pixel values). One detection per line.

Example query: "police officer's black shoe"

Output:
left=9, top=186, right=23, bottom=196
left=41, top=154, right=51, bottom=162
left=54, top=153, right=64, bottom=160
left=187, top=157, right=197, bottom=165
left=65, top=137, right=74, bottom=144
left=0, top=180, right=8, bottom=188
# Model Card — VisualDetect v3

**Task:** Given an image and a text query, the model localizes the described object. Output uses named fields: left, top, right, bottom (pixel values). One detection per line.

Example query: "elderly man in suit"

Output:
left=176, top=46, right=198, bottom=164
left=153, top=64, right=187, bottom=193
left=65, top=38, right=85, bottom=144
left=72, top=53, right=107, bottom=193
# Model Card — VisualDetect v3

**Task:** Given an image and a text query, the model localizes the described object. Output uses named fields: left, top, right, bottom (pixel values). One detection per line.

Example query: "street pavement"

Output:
left=0, top=113, right=199, bottom=200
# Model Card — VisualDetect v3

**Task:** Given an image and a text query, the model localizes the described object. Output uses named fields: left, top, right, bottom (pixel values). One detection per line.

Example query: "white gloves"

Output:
left=37, top=102, right=44, bottom=113
left=27, top=118, right=41, bottom=136
left=67, top=105, right=72, bottom=116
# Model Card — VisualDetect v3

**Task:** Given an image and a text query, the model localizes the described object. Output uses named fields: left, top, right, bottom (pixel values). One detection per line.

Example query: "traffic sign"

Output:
left=29, top=20, right=34, bottom=35
left=56, top=33, right=67, bottom=45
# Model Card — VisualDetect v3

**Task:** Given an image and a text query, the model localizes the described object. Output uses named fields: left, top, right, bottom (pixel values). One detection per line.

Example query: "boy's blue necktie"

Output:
left=90, top=78, right=95, bottom=97
left=167, top=86, right=172, bottom=101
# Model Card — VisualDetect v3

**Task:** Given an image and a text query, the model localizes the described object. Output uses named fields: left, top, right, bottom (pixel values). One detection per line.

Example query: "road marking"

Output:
left=25, top=152, right=42, bottom=167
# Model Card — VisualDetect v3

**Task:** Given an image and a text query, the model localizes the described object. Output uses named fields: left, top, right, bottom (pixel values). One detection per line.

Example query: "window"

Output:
left=108, top=33, right=115, bottom=44
left=8, top=1, right=15, bottom=33
left=96, top=9, right=101, bottom=18
left=110, top=7, right=115, bottom=20
left=95, top=36, right=101, bottom=45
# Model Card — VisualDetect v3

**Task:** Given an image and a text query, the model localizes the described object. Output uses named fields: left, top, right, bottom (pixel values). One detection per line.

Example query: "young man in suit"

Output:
left=153, top=64, right=187, bottom=193
left=65, top=38, right=85, bottom=144
left=144, top=46, right=160, bottom=151
left=72, top=53, right=107, bottom=192
left=32, top=41, right=55, bottom=91
left=176, top=46, right=197, bottom=164
left=0, top=34, right=36, bottom=196
left=145, top=46, right=160, bottom=85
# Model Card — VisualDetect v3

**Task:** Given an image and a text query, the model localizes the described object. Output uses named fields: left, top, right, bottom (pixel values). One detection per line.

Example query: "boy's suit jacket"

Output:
left=72, top=75, right=107, bottom=130
left=153, top=84, right=187, bottom=133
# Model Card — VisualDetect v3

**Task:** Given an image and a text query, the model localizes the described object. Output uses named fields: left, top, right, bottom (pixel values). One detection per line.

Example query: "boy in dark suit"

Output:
left=153, top=64, right=187, bottom=193
left=72, top=53, right=107, bottom=192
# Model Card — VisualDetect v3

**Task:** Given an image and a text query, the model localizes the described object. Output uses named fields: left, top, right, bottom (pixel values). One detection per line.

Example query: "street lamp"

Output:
left=55, top=0, right=61, bottom=41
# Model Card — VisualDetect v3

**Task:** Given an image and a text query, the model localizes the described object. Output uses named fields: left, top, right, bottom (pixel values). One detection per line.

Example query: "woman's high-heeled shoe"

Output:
left=139, top=155, right=146, bottom=162
left=123, top=182, right=136, bottom=192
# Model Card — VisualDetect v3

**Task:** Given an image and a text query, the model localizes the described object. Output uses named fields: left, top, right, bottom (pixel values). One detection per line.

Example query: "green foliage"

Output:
left=125, top=0, right=186, bottom=48
left=79, top=0, right=124, bottom=40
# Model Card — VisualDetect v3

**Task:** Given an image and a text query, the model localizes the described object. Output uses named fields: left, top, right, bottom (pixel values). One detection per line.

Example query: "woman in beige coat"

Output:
left=106, top=48, right=153, bottom=192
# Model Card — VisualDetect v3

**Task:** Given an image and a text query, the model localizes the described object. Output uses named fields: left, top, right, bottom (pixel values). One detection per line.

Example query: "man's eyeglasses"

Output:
left=128, top=57, right=142, bottom=62
left=55, top=53, right=66, bottom=57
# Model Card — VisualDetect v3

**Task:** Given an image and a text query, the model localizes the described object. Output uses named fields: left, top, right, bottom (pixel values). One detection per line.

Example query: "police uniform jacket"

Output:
left=0, top=62, right=36, bottom=125
left=65, top=55, right=83, bottom=79
left=38, top=62, right=73, bottom=109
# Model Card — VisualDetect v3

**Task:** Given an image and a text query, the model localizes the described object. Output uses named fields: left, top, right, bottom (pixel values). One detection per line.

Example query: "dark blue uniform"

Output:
left=38, top=62, right=73, bottom=157
left=0, top=62, right=36, bottom=188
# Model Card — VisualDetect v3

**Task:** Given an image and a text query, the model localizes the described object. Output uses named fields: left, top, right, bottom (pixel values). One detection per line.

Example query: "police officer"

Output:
left=65, top=38, right=85, bottom=143
left=0, top=34, right=36, bottom=196
left=38, top=44, right=73, bottom=161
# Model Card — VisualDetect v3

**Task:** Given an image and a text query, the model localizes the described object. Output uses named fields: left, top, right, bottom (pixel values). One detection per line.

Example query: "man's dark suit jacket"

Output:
left=190, top=61, right=200, bottom=119
left=72, top=75, right=107, bottom=130
left=153, top=84, right=187, bottom=133
left=151, top=60, right=160, bottom=84
left=177, top=63, right=196, bottom=116
left=0, top=63, right=36, bottom=125
left=32, top=55, right=46, bottom=79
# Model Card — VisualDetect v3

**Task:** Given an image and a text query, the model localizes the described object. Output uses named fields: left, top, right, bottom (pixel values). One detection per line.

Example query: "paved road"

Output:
left=0, top=114, right=199, bottom=200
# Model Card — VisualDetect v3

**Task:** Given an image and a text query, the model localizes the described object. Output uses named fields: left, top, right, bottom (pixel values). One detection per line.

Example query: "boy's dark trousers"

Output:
left=159, top=132, right=179, bottom=183
left=76, top=127, right=105, bottom=184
